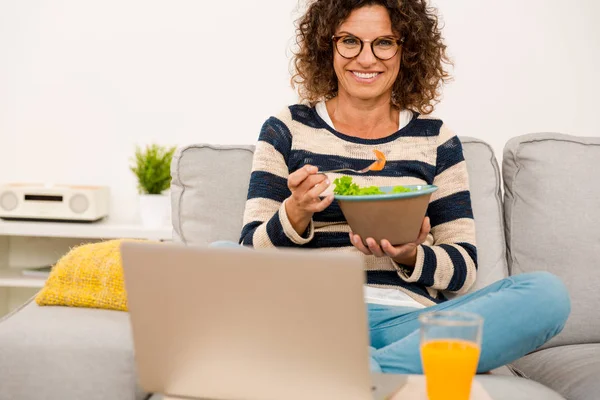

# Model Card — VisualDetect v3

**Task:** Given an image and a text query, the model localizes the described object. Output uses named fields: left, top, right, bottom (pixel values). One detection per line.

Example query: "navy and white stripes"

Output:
left=240, top=105, right=477, bottom=306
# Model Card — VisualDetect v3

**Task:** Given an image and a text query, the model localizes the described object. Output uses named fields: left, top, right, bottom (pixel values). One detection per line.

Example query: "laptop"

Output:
left=121, top=241, right=408, bottom=400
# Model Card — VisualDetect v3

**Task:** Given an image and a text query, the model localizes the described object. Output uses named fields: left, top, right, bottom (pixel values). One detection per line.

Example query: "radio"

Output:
left=0, top=183, right=109, bottom=222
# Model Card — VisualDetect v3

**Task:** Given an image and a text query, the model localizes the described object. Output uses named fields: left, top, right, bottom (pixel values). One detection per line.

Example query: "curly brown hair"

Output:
left=291, top=0, right=452, bottom=114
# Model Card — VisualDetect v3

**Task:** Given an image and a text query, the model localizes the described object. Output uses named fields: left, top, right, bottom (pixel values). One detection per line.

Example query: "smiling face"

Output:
left=333, top=5, right=401, bottom=104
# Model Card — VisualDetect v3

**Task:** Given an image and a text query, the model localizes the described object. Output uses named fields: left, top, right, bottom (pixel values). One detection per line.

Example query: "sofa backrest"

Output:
left=460, top=137, right=508, bottom=292
left=170, top=137, right=508, bottom=291
left=503, top=133, right=600, bottom=347
left=171, top=144, right=254, bottom=246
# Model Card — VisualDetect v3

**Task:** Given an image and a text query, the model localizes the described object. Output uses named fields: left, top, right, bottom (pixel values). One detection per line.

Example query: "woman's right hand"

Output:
left=285, top=165, right=334, bottom=235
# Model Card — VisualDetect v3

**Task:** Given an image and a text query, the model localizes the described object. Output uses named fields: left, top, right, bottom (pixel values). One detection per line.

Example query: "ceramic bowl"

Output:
left=334, top=185, right=438, bottom=246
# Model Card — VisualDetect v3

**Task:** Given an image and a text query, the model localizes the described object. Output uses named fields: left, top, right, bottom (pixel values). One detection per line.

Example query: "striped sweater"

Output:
left=240, top=104, right=477, bottom=306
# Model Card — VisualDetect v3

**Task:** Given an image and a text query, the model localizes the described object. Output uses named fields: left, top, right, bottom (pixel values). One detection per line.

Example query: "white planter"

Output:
left=139, top=194, right=171, bottom=228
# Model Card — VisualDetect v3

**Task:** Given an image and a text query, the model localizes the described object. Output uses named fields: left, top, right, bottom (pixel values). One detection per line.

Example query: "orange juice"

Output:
left=421, top=339, right=480, bottom=400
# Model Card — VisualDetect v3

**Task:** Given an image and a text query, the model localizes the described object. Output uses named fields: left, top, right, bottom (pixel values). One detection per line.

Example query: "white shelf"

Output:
left=0, top=218, right=172, bottom=241
left=0, top=269, right=46, bottom=288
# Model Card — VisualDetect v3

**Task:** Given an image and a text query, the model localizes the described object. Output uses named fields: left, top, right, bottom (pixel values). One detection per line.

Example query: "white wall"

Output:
left=436, top=0, right=600, bottom=157
left=1, top=0, right=598, bottom=223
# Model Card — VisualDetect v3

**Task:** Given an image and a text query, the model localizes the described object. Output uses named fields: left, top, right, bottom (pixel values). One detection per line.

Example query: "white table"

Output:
left=147, top=374, right=565, bottom=400
left=0, top=218, right=172, bottom=316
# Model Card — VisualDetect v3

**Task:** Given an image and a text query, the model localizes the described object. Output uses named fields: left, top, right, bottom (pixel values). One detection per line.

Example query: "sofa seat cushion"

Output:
left=512, top=344, right=600, bottom=400
left=0, top=301, right=146, bottom=400
left=503, top=133, right=600, bottom=347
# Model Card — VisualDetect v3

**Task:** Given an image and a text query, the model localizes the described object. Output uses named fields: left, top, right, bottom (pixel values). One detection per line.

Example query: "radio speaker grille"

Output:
left=0, top=191, right=18, bottom=211
left=69, top=194, right=89, bottom=214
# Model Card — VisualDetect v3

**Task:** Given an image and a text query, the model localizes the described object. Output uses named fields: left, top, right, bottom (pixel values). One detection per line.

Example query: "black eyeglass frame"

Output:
left=332, top=34, right=405, bottom=61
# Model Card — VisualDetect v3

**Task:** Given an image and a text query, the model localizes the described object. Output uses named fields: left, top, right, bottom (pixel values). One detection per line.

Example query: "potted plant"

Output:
left=130, top=144, right=176, bottom=228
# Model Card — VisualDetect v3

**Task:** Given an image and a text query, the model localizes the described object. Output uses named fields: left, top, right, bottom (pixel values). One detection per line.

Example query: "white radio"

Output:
left=0, top=183, right=109, bottom=222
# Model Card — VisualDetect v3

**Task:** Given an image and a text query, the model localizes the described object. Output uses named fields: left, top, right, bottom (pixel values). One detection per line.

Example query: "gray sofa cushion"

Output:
left=170, top=138, right=508, bottom=291
left=461, top=137, right=508, bottom=291
left=171, top=144, right=254, bottom=246
left=0, top=300, right=146, bottom=400
left=511, top=344, right=600, bottom=400
left=503, top=133, right=600, bottom=347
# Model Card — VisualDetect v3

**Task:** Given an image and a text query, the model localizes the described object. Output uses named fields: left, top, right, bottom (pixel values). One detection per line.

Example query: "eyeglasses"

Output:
left=332, top=34, right=404, bottom=61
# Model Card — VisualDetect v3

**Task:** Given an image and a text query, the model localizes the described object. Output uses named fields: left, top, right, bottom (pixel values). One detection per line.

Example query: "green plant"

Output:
left=130, top=144, right=176, bottom=195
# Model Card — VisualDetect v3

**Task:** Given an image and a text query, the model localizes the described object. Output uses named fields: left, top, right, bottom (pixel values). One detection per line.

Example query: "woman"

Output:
left=237, top=0, right=570, bottom=373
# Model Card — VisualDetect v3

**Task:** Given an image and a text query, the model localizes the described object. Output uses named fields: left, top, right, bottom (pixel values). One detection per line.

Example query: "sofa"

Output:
left=0, top=132, right=597, bottom=400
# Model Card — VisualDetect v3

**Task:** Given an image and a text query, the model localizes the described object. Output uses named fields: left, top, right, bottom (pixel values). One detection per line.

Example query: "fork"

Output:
left=319, top=165, right=375, bottom=174
left=319, top=158, right=383, bottom=175
left=320, top=149, right=386, bottom=174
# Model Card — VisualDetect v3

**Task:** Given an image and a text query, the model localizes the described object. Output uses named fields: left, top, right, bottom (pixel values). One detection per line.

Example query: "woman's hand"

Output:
left=285, top=165, right=334, bottom=235
left=349, top=217, right=431, bottom=267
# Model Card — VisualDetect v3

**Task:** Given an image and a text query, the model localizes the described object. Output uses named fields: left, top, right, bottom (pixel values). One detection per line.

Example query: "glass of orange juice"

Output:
left=419, top=311, right=483, bottom=400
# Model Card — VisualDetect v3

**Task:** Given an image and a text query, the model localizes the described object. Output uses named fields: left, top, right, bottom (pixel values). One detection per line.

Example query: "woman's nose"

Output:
left=355, top=44, right=377, bottom=66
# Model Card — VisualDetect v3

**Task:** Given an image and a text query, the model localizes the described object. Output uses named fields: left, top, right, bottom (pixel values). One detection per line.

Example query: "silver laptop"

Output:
left=121, top=241, right=407, bottom=400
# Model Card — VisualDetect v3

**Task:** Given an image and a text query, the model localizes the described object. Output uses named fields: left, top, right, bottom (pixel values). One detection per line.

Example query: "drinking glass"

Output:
left=419, top=311, right=483, bottom=400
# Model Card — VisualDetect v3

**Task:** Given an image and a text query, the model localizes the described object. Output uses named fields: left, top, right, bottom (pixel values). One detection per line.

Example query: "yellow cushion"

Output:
left=36, top=239, right=140, bottom=311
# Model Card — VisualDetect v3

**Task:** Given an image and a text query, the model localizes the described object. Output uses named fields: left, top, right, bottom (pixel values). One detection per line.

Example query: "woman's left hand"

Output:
left=349, top=217, right=431, bottom=267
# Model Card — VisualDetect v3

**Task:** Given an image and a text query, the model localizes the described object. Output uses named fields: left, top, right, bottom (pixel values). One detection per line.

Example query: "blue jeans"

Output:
left=368, top=272, right=570, bottom=373
left=209, top=241, right=571, bottom=374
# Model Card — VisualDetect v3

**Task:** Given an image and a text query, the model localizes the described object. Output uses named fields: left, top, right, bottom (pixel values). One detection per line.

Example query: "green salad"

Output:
left=332, top=176, right=417, bottom=196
